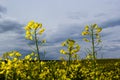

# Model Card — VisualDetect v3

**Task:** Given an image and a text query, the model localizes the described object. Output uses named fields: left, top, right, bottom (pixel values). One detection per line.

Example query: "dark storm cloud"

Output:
left=0, top=5, right=24, bottom=34
left=0, top=20, right=24, bottom=33
left=100, top=18, right=120, bottom=28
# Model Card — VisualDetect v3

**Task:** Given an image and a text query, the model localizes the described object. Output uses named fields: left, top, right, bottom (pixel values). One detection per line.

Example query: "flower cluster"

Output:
left=24, top=21, right=46, bottom=61
left=60, top=39, right=80, bottom=60
left=82, top=24, right=102, bottom=43
left=24, top=20, right=45, bottom=40
left=2, top=51, right=22, bottom=60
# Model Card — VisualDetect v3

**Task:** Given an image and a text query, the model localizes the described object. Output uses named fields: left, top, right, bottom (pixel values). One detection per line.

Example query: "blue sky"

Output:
left=0, top=0, right=120, bottom=59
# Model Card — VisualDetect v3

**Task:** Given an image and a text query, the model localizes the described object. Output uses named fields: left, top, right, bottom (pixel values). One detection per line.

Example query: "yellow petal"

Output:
left=28, top=20, right=34, bottom=26
left=83, top=38, right=90, bottom=42
left=96, top=27, right=102, bottom=33
left=85, top=25, right=89, bottom=31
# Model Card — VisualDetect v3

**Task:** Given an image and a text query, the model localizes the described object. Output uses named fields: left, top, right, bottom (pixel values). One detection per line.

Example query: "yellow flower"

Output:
left=85, top=25, right=89, bottom=31
left=25, top=35, right=30, bottom=39
left=69, top=42, right=74, bottom=46
left=92, top=24, right=98, bottom=29
left=76, top=44, right=80, bottom=50
left=29, top=36, right=33, bottom=40
left=24, top=21, right=45, bottom=42
left=83, top=38, right=90, bottom=42
left=42, top=39, right=46, bottom=43
left=14, top=63, right=18, bottom=68
left=38, top=28, right=45, bottom=34
left=71, top=50, right=76, bottom=54
left=31, top=22, right=39, bottom=30
left=73, top=54, right=78, bottom=58
left=62, top=61, right=67, bottom=65
left=34, top=22, right=39, bottom=29
left=0, top=70, right=5, bottom=74
left=24, top=26, right=31, bottom=30
left=27, top=76, right=31, bottom=79
left=61, top=42, right=66, bottom=46
left=86, top=54, right=93, bottom=59
left=71, top=49, right=79, bottom=54
left=7, top=60, right=12, bottom=65
left=97, top=39, right=101, bottom=42
left=96, top=27, right=102, bottom=33
left=39, top=23, right=42, bottom=28
left=28, top=20, right=34, bottom=26
left=6, top=71, right=10, bottom=75
left=63, top=51, right=67, bottom=54
left=34, top=57, right=37, bottom=61
left=96, top=35, right=100, bottom=39
left=17, top=70, right=21, bottom=75
left=25, top=55, right=31, bottom=60
left=1, top=62, right=5, bottom=66
left=81, top=31, right=89, bottom=36
left=40, top=61, right=45, bottom=66
left=16, top=52, right=22, bottom=57
left=60, top=49, right=66, bottom=54
left=67, top=39, right=75, bottom=46
left=39, top=72, right=46, bottom=79
left=6, top=65, right=12, bottom=70
left=31, top=52, right=34, bottom=56
left=26, top=31, right=31, bottom=35
left=60, top=49, right=64, bottom=53
left=13, top=58, right=18, bottom=62
left=9, top=53, right=14, bottom=57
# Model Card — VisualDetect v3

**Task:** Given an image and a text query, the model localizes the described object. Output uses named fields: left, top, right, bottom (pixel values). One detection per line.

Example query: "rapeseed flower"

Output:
left=25, top=55, right=31, bottom=60
left=96, top=27, right=102, bottom=33
left=28, top=20, right=34, bottom=26
left=16, top=52, right=22, bottom=57
left=85, top=25, right=89, bottom=31
left=81, top=31, right=89, bottom=36
left=60, top=39, right=80, bottom=61
left=24, top=21, right=45, bottom=40
left=38, top=28, right=45, bottom=35
left=83, top=38, right=90, bottom=42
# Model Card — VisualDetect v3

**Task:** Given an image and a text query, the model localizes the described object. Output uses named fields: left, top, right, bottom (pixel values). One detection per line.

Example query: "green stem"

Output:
left=34, top=30, right=41, bottom=73
left=68, top=47, right=72, bottom=66
left=68, top=54, right=71, bottom=66
left=35, top=30, right=40, bottom=61
left=91, top=26, right=96, bottom=80
left=91, top=28, right=95, bottom=61
left=5, top=73, right=7, bottom=80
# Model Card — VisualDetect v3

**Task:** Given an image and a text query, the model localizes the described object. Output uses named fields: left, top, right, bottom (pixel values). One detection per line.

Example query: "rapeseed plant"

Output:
left=24, top=20, right=46, bottom=61
left=60, top=39, right=80, bottom=65
left=81, top=24, right=103, bottom=80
